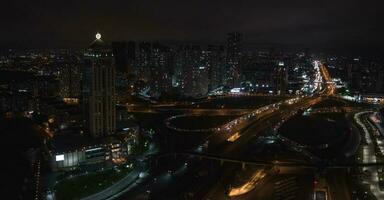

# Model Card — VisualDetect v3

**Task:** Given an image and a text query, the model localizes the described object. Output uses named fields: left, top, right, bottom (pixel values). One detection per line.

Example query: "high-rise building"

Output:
left=82, top=33, right=116, bottom=138
left=134, top=42, right=174, bottom=97
left=226, top=32, right=242, bottom=88
left=112, top=41, right=135, bottom=104
left=58, top=57, right=81, bottom=101
left=177, top=45, right=209, bottom=96
left=241, top=53, right=275, bottom=92
left=136, top=42, right=152, bottom=81
left=273, top=61, right=288, bottom=95
left=344, top=59, right=384, bottom=94
left=149, top=43, right=173, bottom=96
left=206, top=45, right=225, bottom=91
left=111, top=41, right=135, bottom=73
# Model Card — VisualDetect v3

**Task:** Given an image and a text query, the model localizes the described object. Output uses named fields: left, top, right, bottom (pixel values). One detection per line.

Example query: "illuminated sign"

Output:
left=56, top=154, right=64, bottom=161
left=230, top=88, right=241, bottom=93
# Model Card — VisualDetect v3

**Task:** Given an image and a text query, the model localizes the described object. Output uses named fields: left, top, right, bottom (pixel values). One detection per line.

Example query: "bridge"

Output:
left=145, top=151, right=384, bottom=169
left=307, top=106, right=357, bottom=114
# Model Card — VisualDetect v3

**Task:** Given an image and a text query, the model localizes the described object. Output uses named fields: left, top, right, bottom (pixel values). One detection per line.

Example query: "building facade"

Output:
left=226, top=32, right=242, bottom=88
left=82, top=33, right=116, bottom=138
left=58, top=59, right=81, bottom=100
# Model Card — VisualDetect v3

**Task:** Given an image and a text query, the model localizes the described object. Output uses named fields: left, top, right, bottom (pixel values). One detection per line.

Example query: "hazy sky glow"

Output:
left=1, top=0, right=383, bottom=53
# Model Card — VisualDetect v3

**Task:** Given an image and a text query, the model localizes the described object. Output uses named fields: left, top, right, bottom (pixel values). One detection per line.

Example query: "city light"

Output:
left=2, top=4, right=384, bottom=200
left=95, top=33, right=101, bottom=40
left=228, top=170, right=266, bottom=196
left=227, top=132, right=241, bottom=142
left=55, top=154, right=64, bottom=161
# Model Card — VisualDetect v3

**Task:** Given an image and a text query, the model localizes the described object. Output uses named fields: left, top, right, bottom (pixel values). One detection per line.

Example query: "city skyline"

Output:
left=1, top=0, right=384, bottom=54
left=2, top=1, right=384, bottom=200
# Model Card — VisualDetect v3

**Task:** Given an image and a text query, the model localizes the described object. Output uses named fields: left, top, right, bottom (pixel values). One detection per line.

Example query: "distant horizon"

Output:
left=1, top=39, right=383, bottom=57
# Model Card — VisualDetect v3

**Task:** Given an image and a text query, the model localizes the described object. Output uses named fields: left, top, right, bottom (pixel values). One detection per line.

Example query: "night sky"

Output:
left=1, top=0, right=384, bottom=53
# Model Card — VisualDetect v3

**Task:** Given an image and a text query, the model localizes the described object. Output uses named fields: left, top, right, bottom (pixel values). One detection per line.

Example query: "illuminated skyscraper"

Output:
left=273, top=61, right=288, bottom=95
left=226, top=32, right=242, bottom=88
left=206, top=45, right=225, bottom=91
left=58, top=56, right=81, bottom=102
left=178, top=45, right=209, bottom=96
left=82, top=33, right=116, bottom=138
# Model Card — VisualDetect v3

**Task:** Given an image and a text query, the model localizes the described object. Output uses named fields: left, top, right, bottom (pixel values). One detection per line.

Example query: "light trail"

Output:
left=227, top=132, right=241, bottom=142
left=228, top=169, right=266, bottom=197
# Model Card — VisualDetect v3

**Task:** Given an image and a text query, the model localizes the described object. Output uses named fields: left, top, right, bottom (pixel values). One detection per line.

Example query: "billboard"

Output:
left=56, top=154, right=64, bottom=161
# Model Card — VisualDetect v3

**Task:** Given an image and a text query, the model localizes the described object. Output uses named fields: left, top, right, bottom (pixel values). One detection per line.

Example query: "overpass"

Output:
left=146, top=151, right=384, bottom=169
left=308, top=106, right=357, bottom=114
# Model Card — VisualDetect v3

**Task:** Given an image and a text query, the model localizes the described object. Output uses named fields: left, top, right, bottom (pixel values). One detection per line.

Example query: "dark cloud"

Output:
left=1, top=0, right=383, bottom=52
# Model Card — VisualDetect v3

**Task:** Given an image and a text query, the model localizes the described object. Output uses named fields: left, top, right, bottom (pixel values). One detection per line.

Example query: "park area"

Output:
left=54, top=166, right=133, bottom=200
left=279, top=113, right=351, bottom=158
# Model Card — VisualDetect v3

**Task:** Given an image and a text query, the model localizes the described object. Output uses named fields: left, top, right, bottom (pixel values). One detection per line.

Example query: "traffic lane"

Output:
left=360, top=113, right=384, bottom=199
left=118, top=112, right=279, bottom=199
left=117, top=158, right=194, bottom=199
left=224, top=98, right=320, bottom=154
left=82, top=169, right=141, bottom=200
left=196, top=107, right=318, bottom=199
left=208, top=103, right=305, bottom=156
left=206, top=97, right=320, bottom=157
left=165, top=110, right=289, bottom=199
left=183, top=114, right=289, bottom=199
left=118, top=159, right=222, bottom=200
left=123, top=98, right=319, bottom=199
left=326, top=169, right=352, bottom=200
left=147, top=161, right=225, bottom=200
left=338, top=113, right=362, bottom=159
left=195, top=99, right=319, bottom=193
left=232, top=175, right=277, bottom=200
left=195, top=164, right=238, bottom=200
left=218, top=108, right=305, bottom=159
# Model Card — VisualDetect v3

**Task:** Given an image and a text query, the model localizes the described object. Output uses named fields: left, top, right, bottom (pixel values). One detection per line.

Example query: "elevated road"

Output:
left=114, top=61, right=356, bottom=199
left=355, top=111, right=384, bottom=199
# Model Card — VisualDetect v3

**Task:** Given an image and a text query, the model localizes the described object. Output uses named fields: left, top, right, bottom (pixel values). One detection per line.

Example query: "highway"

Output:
left=184, top=61, right=358, bottom=199
left=112, top=61, right=332, bottom=199
left=126, top=106, right=253, bottom=115
left=318, top=62, right=336, bottom=96
left=113, top=94, right=322, bottom=199
left=196, top=96, right=327, bottom=199
left=109, top=61, right=371, bottom=199
left=355, top=111, right=384, bottom=199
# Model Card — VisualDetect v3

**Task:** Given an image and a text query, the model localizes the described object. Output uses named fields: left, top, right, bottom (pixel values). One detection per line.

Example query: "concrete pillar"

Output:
left=242, top=162, right=246, bottom=170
